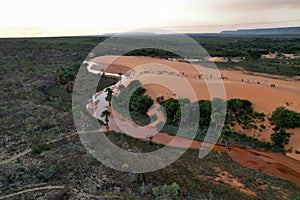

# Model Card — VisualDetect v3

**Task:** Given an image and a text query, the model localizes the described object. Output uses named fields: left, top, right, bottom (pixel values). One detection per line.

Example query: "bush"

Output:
left=31, top=143, right=51, bottom=155
left=271, top=107, right=300, bottom=129
left=152, top=182, right=180, bottom=200
left=227, top=98, right=253, bottom=115
left=58, top=63, right=81, bottom=85
left=260, top=124, right=266, bottom=130
left=271, top=130, right=291, bottom=148
left=40, top=118, right=52, bottom=129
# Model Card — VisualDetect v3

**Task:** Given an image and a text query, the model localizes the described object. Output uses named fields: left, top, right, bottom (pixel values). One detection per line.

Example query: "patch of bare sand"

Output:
left=143, top=83, right=176, bottom=100
left=212, top=167, right=256, bottom=196
left=227, top=147, right=300, bottom=187
left=286, top=128, right=300, bottom=160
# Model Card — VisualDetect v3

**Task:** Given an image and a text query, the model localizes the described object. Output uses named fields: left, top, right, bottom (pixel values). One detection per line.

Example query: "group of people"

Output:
left=241, top=78, right=276, bottom=88
left=137, top=69, right=278, bottom=88
left=138, top=69, right=231, bottom=81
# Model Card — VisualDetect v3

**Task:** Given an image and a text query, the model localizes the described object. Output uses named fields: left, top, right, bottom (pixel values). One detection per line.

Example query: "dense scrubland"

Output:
left=1, top=36, right=300, bottom=199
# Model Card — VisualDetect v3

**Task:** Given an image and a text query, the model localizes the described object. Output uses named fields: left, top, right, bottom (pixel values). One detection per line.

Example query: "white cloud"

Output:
left=0, top=0, right=299, bottom=36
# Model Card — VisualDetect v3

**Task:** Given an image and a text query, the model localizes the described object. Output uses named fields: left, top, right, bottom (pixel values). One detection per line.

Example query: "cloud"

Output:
left=216, top=0, right=300, bottom=11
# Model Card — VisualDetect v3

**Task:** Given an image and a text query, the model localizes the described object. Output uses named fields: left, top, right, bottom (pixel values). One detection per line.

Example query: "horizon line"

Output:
left=1, top=25, right=300, bottom=39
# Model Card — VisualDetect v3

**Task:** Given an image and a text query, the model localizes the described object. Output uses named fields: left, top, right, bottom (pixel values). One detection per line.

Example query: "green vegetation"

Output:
left=156, top=97, right=295, bottom=153
left=271, top=130, right=291, bottom=148
left=101, top=110, right=111, bottom=125
left=106, top=131, right=300, bottom=199
left=1, top=36, right=300, bottom=199
left=152, top=182, right=180, bottom=200
left=58, top=64, right=80, bottom=84
left=271, top=106, right=300, bottom=129
left=227, top=99, right=254, bottom=134
left=122, top=36, right=300, bottom=77
left=31, top=143, right=52, bottom=155
left=160, top=98, right=181, bottom=125
left=225, top=59, right=300, bottom=77
left=123, top=37, right=300, bottom=60
left=105, top=87, right=113, bottom=105
left=112, top=80, right=154, bottom=125
left=125, top=48, right=180, bottom=59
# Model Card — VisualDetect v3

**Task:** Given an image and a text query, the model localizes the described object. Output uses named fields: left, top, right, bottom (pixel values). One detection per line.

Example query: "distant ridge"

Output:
left=220, top=26, right=300, bottom=35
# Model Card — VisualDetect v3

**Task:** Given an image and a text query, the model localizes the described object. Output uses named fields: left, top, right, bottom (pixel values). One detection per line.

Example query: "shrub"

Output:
left=271, top=130, right=291, bottom=148
left=58, top=63, right=81, bottom=85
left=260, top=124, right=266, bottom=129
left=152, top=182, right=180, bottom=200
left=31, top=143, right=51, bottom=155
left=40, top=118, right=52, bottom=129
left=227, top=99, right=253, bottom=115
left=271, top=106, right=300, bottom=129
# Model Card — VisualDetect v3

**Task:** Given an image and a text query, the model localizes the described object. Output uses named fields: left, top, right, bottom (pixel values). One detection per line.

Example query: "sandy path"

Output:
left=227, top=147, right=300, bottom=187
left=0, top=149, right=32, bottom=166
left=0, top=185, right=65, bottom=199
left=0, top=132, right=77, bottom=166
left=106, top=116, right=300, bottom=187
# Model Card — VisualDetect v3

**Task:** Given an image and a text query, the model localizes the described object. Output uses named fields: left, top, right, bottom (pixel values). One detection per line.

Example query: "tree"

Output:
left=271, top=106, right=300, bottom=129
left=112, top=80, right=154, bottom=125
left=227, top=99, right=253, bottom=115
left=227, top=99, right=254, bottom=134
left=101, top=110, right=111, bottom=125
left=271, top=130, right=291, bottom=148
left=57, top=63, right=81, bottom=92
left=161, top=98, right=180, bottom=125
left=105, top=88, right=113, bottom=105
left=238, top=114, right=253, bottom=135
left=198, top=100, right=211, bottom=130
left=118, top=72, right=122, bottom=79
left=211, top=112, right=225, bottom=130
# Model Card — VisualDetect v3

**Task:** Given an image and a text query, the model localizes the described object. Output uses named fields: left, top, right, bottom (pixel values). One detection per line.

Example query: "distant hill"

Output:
left=220, top=27, right=300, bottom=35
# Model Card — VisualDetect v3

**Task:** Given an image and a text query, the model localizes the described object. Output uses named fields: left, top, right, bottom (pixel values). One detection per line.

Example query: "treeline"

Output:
left=121, top=37, right=300, bottom=60
left=111, top=82, right=300, bottom=152
left=157, top=96, right=300, bottom=152
left=195, top=37, right=300, bottom=58
left=125, top=48, right=180, bottom=59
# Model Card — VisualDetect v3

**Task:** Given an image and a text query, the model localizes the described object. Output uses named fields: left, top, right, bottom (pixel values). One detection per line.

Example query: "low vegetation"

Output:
left=152, top=182, right=180, bottom=200
left=1, top=36, right=300, bottom=199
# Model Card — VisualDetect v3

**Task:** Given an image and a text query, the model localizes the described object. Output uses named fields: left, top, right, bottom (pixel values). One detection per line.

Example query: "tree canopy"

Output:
left=271, top=106, right=300, bottom=129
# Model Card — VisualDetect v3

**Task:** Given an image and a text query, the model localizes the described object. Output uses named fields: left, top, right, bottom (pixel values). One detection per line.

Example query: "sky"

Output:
left=1, top=0, right=300, bottom=37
